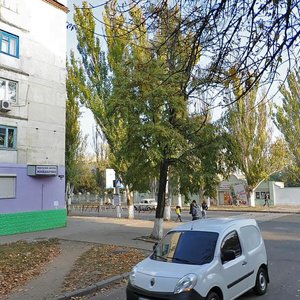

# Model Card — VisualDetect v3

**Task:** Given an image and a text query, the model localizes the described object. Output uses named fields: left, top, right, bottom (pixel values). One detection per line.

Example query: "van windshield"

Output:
left=151, top=231, right=218, bottom=265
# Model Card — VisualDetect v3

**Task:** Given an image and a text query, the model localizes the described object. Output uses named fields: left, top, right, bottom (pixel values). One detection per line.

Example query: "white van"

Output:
left=134, top=199, right=158, bottom=211
left=127, top=218, right=269, bottom=300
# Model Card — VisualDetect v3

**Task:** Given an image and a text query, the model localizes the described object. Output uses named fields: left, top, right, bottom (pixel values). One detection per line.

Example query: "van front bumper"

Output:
left=126, top=282, right=205, bottom=300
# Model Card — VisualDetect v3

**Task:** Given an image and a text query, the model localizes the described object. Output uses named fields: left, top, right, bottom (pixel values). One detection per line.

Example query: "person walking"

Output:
left=201, top=200, right=208, bottom=218
left=263, top=193, right=270, bottom=207
left=189, top=201, right=194, bottom=215
left=191, top=200, right=201, bottom=221
left=175, top=205, right=182, bottom=222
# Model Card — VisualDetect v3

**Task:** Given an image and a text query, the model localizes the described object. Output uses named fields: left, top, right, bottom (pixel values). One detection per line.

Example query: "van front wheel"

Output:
left=206, top=291, right=220, bottom=300
left=254, top=267, right=268, bottom=295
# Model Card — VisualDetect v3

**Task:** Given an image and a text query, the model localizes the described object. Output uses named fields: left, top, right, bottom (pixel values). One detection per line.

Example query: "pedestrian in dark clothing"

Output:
left=263, top=193, right=270, bottom=207
left=189, top=202, right=194, bottom=215
left=191, top=200, right=201, bottom=221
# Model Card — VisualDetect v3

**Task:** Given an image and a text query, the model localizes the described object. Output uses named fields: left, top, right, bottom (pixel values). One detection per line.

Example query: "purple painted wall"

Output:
left=0, top=163, right=65, bottom=214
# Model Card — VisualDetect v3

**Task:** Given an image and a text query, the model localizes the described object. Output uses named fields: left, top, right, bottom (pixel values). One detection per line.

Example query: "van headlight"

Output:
left=129, top=266, right=137, bottom=286
left=174, top=273, right=197, bottom=294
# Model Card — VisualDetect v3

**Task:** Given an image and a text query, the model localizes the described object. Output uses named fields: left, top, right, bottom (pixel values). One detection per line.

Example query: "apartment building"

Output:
left=0, top=0, right=68, bottom=235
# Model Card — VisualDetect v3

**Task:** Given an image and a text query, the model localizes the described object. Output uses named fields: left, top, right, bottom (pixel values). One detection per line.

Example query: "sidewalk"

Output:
left=0, top=216, right=174, bottom=248
left=207, top=204, right=300, bottom=214
left=2, top=217, right=173, bottom=300
left=2, top=206, right=299, bottom=300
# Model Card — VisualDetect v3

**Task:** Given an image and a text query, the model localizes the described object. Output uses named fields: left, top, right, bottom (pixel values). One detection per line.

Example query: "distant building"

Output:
left=217, top=174, right=290, bottom=207
left=0, top=0, right=68, bottom=235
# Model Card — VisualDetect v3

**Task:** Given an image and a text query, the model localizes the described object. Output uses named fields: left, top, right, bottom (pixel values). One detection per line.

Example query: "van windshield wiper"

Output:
left=152, top=254, right=168, bottom=261
left=170, top=257, right=193, bottom=264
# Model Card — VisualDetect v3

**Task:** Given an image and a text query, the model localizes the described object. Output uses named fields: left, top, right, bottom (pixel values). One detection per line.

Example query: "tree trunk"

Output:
left=249, top=191, right=255, bottom=207
left=152, top=218, right=164, bottom=241
left=151, top=159, right=169, bottom=240
left=128, top=204, right=135, bottom=219
left=164, top=205, right=171, bottom=220
left=199, top=189, right=204, bottom=202
left=177, top=183, right=182, bottom=207
left=126, top=187, right=134, bottom=219
left=65, top=182, right=73, bottom=215
left=164, top=175, right=171, bottom=221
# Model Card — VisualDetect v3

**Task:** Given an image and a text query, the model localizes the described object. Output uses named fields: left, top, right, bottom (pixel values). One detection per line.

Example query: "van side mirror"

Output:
left=221, top=250, right=236, bottom=263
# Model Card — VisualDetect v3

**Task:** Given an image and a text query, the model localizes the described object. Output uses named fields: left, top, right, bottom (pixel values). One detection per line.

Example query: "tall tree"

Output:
left=224, top=72, right=288, bottom=206
left=274, top=70, right=300, bottom=184
left=70, top=1, right=230, bottom=238
left=66, top=57, right=87, bottom=208
left=102, top=2, right=230, bottom=238
left=70, top=1, right=142, bottom=219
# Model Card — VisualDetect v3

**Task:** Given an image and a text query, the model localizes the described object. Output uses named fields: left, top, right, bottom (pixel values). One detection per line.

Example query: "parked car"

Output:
left=134, top=199, right=158, bottom=211
left=127, top=218, right=269, bottom=300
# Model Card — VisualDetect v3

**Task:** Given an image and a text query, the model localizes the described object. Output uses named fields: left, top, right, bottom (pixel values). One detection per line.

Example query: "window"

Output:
left=151, top=231, right=219, bottom=265
left=0, top=30, right=19, bottom=58
left=0, top=175, right=16, bottom=199
left=0, top=125, right=16, bottom=149
left=0, top=78, right=17, bottom=103
left=240, top=225, right=261, bottom=252
left=221, top=231, right=242, bottom=263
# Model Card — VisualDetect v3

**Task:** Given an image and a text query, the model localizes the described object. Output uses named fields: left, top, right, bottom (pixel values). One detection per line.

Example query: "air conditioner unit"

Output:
left=0, top=100, right=11, bottom=112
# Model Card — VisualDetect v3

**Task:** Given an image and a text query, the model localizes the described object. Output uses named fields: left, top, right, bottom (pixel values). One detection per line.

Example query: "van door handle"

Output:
left=242, top=261, right=247, bottom=266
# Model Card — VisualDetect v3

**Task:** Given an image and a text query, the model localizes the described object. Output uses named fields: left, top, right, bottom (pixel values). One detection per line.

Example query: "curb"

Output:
left=53, top=272, right=130, bottom=300
left=207, top=208, right=300, bottom=214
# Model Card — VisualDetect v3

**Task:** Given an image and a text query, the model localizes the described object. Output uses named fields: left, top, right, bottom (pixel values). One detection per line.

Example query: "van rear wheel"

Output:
left=254, top=267, right=268, bottom=295
left=206, top=291, right=220, bottom=300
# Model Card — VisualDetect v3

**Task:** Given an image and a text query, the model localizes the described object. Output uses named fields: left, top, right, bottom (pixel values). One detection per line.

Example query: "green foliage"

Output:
left=66, top=54, right=101, bottom=194
left=269, top=168, right=300, bottom=187
left=72, top=157, right=100, bottom=194
left=225, top=72, right=288, bottom=192
left=70, top=1, right=235, bottom=219
left=66, top=57, right=84, bottom=190
left=273, top=70, right=300, bottom=184
left=169, top=121, right=235, bottom=199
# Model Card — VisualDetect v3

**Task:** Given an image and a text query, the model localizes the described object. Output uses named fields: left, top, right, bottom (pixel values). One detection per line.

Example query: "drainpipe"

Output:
left=41, top=183, right=44, bottom=210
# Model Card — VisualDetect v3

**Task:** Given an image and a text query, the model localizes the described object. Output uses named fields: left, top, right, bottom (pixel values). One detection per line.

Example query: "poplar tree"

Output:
left=66, top=57, right=86, bottom=206
left=69, top=2, right=143, bottom=219
left=225, top=72, right=288, bottom=206
left=274, top=70, right=300, bottom=184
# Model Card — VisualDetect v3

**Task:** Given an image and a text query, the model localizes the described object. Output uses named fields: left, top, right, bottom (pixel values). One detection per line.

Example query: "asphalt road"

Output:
left=91, top=211, right=300, bottom=300
left=70, top=208, right=260, bottom=222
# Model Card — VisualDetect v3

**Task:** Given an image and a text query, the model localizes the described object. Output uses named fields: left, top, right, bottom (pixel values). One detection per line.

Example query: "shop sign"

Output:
left=27, top=165, right=58, bottom=176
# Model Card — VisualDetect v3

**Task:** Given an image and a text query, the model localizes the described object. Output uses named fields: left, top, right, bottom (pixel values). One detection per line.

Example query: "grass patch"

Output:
left=0, top=241, right=149, bottom=297
left=63, top=244, right=148, bottom=292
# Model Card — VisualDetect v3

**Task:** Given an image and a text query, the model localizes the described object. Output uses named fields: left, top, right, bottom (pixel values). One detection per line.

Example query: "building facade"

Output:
left=0, top=0, right=68, bottom=235
left=217, top=175, right=275, bottom=206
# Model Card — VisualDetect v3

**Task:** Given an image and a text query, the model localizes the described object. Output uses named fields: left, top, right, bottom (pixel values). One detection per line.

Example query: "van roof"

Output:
left=170, top=218, right=258, bottom=234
